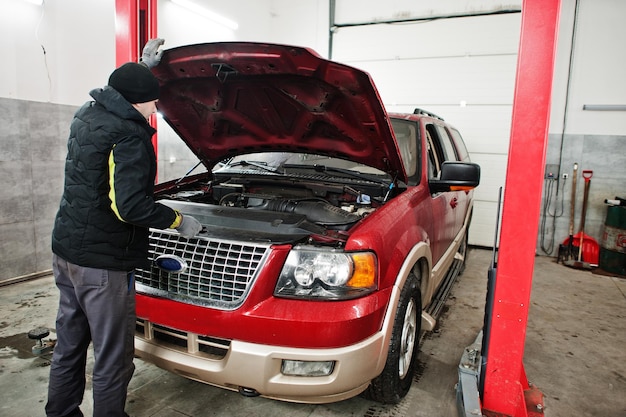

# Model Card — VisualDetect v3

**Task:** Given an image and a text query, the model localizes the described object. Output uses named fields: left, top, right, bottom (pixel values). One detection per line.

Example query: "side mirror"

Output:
left=429, top=161, right=480, bottom=193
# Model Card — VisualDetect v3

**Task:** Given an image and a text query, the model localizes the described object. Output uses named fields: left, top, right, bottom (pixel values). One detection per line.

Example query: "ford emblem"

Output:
left=155, top=255, right=188, bottom=274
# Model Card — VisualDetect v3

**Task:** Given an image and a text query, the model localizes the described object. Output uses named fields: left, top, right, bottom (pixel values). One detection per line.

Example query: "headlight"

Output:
left=274, top=248, right=377, bottom=300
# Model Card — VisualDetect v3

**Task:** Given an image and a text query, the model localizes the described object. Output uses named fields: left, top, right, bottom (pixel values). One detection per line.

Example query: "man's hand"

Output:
left=175, top=214, right=202, bottom=238
left=141, top=38, right=165, bottom=68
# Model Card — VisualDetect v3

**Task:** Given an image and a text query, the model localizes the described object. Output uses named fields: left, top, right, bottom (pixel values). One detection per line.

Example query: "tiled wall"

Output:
left=0, top=97, right=202, bottom=283
left=538, top=133, right=626, bottom=257
left=0, top=97, right=77, bottom=283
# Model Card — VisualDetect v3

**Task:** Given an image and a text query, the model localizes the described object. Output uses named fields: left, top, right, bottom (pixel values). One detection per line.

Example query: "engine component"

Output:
left=261, top=199, right=361, bottom=226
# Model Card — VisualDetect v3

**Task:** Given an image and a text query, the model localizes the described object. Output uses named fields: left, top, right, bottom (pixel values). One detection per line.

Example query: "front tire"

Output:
left=366, top=272, right=422, bottom=404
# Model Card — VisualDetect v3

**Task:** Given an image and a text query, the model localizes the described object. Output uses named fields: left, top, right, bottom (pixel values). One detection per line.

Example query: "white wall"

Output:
left=0, top=0, right=115, bottom=106
left=549, top=0, right=626, bottom=136
left=267, top=0, right=329, bottom=54
left=158, top=1, right=264, bottom=48
left=158, top=0, right=328, bottom=52
left=0, top=0, right=328, bottom=106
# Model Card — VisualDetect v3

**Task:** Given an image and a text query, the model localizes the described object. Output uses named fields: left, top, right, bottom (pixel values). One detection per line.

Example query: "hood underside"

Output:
left=152, top=42, right=406, bottom=182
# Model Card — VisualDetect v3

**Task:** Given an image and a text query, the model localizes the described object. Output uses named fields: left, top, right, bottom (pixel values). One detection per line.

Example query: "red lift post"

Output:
left=114, top=0, right=159, bottom=157
left=482, top=1, right=561, bottom=416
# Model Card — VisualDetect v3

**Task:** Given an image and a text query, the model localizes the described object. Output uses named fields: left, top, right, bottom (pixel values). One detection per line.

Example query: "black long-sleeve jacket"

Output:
left=52, top=86, right=176, bottom=270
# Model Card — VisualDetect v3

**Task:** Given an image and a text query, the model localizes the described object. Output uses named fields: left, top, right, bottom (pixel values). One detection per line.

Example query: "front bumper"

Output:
left=134, top=319, right=388, bottom=403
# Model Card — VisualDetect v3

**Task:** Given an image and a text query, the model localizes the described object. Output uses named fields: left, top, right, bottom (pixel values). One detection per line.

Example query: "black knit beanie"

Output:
left=108, top=62, right=160, bottom=104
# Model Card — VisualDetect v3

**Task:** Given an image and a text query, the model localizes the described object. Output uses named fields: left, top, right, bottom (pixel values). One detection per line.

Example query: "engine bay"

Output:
left=156, top=173, right=398, bottom=242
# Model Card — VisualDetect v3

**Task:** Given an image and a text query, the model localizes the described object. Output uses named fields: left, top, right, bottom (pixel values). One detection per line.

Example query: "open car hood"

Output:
left=152, top=42, right=406, bottom=182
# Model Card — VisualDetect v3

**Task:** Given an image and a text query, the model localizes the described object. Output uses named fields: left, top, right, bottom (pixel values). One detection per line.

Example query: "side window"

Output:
left=448, top=128, right=470, bottom=162
left=425, top=124, right=445, bottom=179
left=435, top=125, right=459, bottom=161
left=426, top=129, right=440, bottom=178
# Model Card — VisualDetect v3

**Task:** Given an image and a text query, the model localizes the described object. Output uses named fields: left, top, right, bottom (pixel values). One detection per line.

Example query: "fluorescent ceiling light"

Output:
left=171, top=0, right=239, bottom=30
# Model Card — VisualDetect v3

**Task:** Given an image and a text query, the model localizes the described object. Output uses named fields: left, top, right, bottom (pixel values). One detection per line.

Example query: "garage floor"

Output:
left=1, top=248, right=624, bottom=417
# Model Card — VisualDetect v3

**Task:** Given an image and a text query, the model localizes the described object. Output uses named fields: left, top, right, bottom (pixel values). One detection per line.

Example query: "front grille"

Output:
left=135, top=230, right=271, bottom=310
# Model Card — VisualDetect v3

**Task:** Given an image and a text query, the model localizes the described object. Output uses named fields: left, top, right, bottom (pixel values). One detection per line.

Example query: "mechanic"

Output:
left=46, top=40, right=201, bottom=417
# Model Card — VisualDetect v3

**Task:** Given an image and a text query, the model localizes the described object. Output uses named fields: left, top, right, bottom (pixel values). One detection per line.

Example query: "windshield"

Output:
left=216, top=152, right=390, bottom=178
left=390, top=119, right=418, bottom=178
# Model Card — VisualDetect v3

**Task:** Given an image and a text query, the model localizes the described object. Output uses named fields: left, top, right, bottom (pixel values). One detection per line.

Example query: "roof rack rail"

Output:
left=413, top=108, right=444, bottom=121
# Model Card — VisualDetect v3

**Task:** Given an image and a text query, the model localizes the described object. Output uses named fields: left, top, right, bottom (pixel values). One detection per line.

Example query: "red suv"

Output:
left=135, top=42, right=480, bottom=404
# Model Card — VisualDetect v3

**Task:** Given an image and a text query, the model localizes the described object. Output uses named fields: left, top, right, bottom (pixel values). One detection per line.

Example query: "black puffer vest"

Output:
left=52, top=86, right=176, bottom=270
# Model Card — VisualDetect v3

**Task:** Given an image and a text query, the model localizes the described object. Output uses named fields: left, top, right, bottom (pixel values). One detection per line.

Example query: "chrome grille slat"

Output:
left=135, top=230, right=271, bottom=310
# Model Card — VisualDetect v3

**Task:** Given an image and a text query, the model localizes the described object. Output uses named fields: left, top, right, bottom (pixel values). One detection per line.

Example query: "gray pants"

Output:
left=46, top=254, right=136, bottom=417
